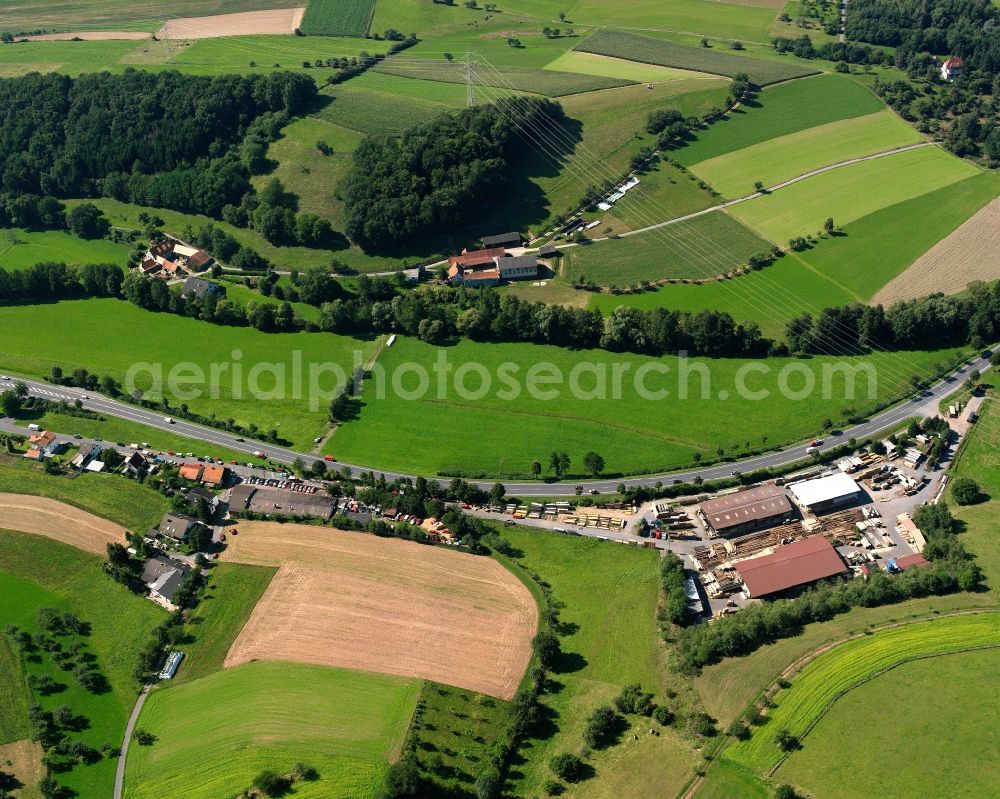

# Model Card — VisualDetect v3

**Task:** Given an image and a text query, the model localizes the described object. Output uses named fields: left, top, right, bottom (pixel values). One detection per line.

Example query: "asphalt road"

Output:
left=2, top=349, right=990, bottom=496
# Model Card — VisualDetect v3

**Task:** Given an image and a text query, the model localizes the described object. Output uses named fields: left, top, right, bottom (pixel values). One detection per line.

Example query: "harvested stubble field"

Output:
left=156, top=8, right=305, bottom=39
left=222, top=522, right=537, bottom=699
left=0, top=493, right=124, bottom=554
left=873, top=196, right=1000, bottom=305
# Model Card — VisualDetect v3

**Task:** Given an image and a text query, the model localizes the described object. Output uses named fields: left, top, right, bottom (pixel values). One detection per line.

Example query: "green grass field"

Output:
left=725, top=613, right=1000, bottom=773
left=374, top=57, right=635, bottom=97
left=500, top=529, right=686, bottom=797
left=542, top=0, right=783, bottom=42
left=590, top=252, right=858, bottom=339
left=948, top=398, right=1000, bottom=591
left=0, top=531, right=166, bottom=799
left=0, top=298, right=377, bottom=449
left=0, top=631, right=31, bottom=745
left=546, top=50, right=720, bottom=82
left=0, top=228, right=129, bottom=270
left=0, top=0, right=304, bottom=33
left=574, top=29, right=818, bottom=86
left=251, top=116, right=361, bottom=229
left=370, top=0, right=536, bottom=39
left=300, top=0, right=376, bottom=37
left=589, top=172, right=1000, bottom=335
left=775, top=647, right=1000, bottom=798
left=564, top=211, right=770, bottom=285
left=0, top=459, right=170, bottom=531
left=515, top=80, right=729, bottom=232
left=674, top=73, right=887, bottom=166
left=601, top=158, right=721, bottom=232
left=409, top=681, right=518, bottom=795
left=168, top=563, right=275, bottom=685
left=694, top=761, right=770, bottom=799
left=690, top=110, right=924, bottom=199
left=328, top=335, right=964, bottom=478
left=792, top=171, right=1000, bottom=302
left=314, top=82, right=453, bottom=135
left=0, top=35, right=388, bottom=79
left=124, top=661, right=420, bottom=799
left=730, top=145, right=981, bottom=244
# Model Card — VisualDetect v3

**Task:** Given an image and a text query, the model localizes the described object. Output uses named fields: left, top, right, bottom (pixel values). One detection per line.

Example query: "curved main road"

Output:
left=2, top=348, right=989, bottom=496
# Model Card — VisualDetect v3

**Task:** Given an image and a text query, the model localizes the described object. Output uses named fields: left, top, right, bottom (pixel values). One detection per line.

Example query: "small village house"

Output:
left=159, top=512, right=199, bottom=542
left=941, top=56, right=963, bottom=80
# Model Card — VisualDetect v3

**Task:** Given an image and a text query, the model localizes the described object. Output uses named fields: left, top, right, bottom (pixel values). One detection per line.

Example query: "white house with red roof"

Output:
left=941, top=56, right=964, bottom=80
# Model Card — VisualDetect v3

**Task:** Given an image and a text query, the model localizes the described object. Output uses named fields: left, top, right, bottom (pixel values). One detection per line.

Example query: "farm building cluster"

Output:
left=667, top=438, right=944, bottom=615
left=140, top=239, right=214, bottom=279
left=447, top=232, right=542, bottom=287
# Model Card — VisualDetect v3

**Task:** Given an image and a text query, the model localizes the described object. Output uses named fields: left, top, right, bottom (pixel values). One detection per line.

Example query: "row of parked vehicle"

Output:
left=242, top=476, right=319, bottom=494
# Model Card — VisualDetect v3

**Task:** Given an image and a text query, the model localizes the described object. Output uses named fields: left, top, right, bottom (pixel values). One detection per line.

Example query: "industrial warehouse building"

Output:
left=735, top=536, right=849, bottom=599
left=228, top=484, right=334, bottom=520
left=698, top=483, right=793, bottom=537
left=788, top=472, right=863, bottom=514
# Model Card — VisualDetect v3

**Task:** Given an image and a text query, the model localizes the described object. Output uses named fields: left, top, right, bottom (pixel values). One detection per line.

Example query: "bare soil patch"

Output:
left=222, top=522, right=538, bottom=699
left=874, top=197, right=1000, bottom=305
left=0, top=740, right=44, bottom=795
left=156, top=8, right=305, bottom=39
left=20, top=31, right=150, bottom=41
left=0, top=493, right=124, bottom=555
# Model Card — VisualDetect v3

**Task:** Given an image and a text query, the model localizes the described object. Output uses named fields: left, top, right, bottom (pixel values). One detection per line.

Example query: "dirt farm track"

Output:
left=222, top=522, right=538, bottom=699
left=0, top=493, right=124, bottom=554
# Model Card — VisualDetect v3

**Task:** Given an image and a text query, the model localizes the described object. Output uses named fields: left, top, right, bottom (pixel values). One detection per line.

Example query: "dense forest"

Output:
left=846, top=0, right=1000, bottom=71
left=0, top=70, right=334, bottom=238
left=342, top=96, right=565, bottom=248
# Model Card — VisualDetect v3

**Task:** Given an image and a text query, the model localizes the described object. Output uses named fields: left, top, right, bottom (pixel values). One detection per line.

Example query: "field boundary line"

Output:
left=552, top=142, right=937, bottom=255
left=680, top=606, right=1000, bottom=799
left=765, top=636, right=1000, bottom=775
left=114, top=682, right=153, bottom=799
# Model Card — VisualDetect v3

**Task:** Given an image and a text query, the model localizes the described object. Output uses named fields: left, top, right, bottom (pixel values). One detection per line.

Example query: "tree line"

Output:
left=12, top=259, right=1000, bottom=364
left=784, top=282, right=1000, bottom=355
left=342, top=96, right=565, bottom=249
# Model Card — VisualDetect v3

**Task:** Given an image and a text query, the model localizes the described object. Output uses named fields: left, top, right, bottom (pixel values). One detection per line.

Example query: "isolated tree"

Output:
left=824, top=216, right=835, bottom=233
left=67, top=203, right=110, bottom=239
left=583, top=705, right=623, bottom=748
left=530, top=460, right=542, bottom=478
left=951, top=477, right=984, bottom=506
left=775, top=728, right=798, bottom=751
left=557, top=451, right=570, bottom=477
left=253, top=770, right=290, bottom=798
left=549, top=752, right=584, bottom=781
left=583, top=451, right=605, bottom=477
left=0, top=391, right=22, bottom=417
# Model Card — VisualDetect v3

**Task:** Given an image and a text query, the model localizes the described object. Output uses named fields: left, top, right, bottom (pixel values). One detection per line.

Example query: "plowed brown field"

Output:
left=156, top=8, right=305, bottom=39
left=222, top=522, right=538, bottom=699
left=0, top=493, right=123, bottom=554
left=874, top=197, right=1000, bottom=305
